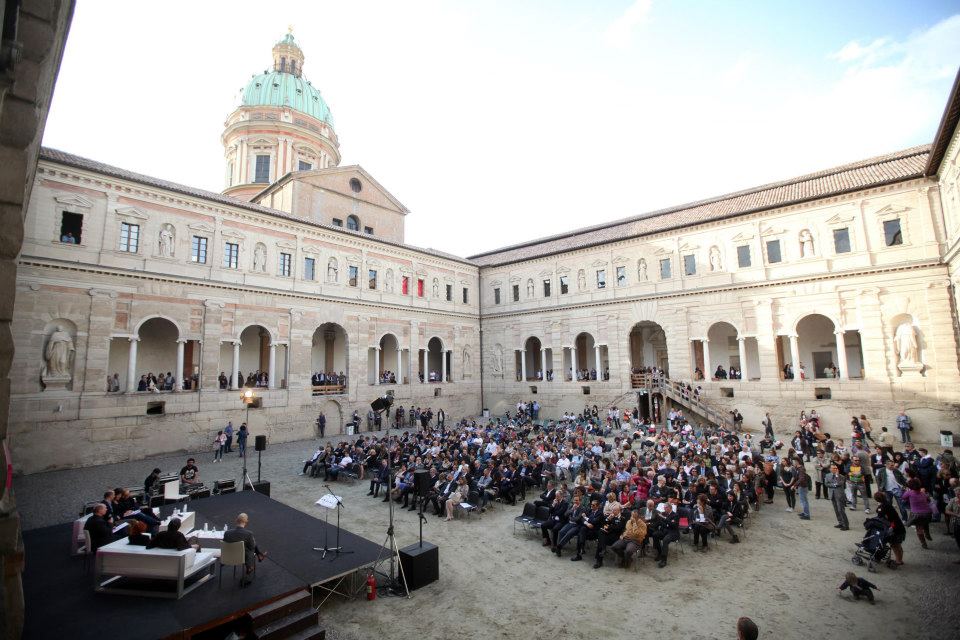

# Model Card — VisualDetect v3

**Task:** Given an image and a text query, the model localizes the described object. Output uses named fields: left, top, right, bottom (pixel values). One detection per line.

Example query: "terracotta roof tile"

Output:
left=469, top=145, right=930, bottom=267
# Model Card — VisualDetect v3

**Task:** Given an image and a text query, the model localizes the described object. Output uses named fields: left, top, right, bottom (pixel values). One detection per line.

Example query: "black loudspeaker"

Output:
left=371, top=397, right=392, bottom=412
left=243, top=481, right=271, bottom=497
left=255, top=435, right=267, bottom=451
left=399, top=542, right=438, bottom=590
left=191, top=488, right=211, bottom=499
left=413, top=469, right=432, bottom=497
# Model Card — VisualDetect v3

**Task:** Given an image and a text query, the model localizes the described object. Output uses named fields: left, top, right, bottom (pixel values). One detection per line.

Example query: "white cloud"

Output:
left=603, top=0, right=652, bottom=49
left=830, top=37, right=891, bottom=64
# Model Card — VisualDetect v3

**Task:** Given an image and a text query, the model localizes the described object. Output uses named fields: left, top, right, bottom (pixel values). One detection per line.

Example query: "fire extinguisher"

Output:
left=366, top=572, right=377, bottom=600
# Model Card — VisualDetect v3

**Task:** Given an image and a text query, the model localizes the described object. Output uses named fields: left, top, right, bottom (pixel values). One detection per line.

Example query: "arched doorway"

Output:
left=370, top=333, right=402, bottom=384
left=519, top=336, right=542, bottom=381
left=573, top=332, right=596, bottom=381
left=788, top=313, right=841, bottom=380
left=311, top=323, right=347, bottom=392
left=706, top=322, right=738, bottom=379
left=111, top=317, right=185, bottom=392
left=628, top=321, right=668, bottom=375
left=423, top=336, right=445, bottom=382
left=237, top=324, right=283, bottom=388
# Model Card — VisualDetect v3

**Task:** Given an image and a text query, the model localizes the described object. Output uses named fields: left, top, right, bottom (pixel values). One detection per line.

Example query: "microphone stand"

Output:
left=324, top=483, right=351, bottom=559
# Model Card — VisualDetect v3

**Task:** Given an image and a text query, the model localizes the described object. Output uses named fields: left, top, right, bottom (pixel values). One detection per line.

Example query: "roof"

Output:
left=925, top=67, right=960, bottom=177
left=469, top=145, right=931, bottom=267
left=38, top=147, right=474, bottom=266
left=252, top=165, right=410, bottom=214
left=241, top=70, right=333, bottom=125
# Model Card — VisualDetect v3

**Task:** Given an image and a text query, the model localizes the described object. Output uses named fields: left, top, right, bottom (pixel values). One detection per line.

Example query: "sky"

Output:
left=42, top=1, right=960, bottom=258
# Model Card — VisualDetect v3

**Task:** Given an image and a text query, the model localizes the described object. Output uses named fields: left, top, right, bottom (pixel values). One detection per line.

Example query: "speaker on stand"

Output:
left=254, top=435, right=267, bottom=483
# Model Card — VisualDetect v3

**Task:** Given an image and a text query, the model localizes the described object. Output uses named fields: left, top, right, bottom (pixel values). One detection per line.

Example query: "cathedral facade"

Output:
left=8, top=34, right=960, bottom=472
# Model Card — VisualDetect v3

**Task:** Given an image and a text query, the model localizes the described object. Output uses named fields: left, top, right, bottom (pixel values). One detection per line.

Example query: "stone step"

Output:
left=249, top=589, right=312, bottom=628
left=257, top=609, right=319, bottom=640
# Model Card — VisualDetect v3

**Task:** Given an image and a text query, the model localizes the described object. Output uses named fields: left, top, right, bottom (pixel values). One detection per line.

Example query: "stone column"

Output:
left=397, top=345, right=403, bottom=383
left=441, top=347, right=447, bottom=383
left=126, top=337, right=139, bottom=392
left=788, top=334, right=800, bottom=382
left=570, top=345, right=576, bottom=381
left=520, top=349, right=527, bottom=381
left=702, top=338, right=711, bottom=381
left=835, top=330, right=848, bottom=380
left=737, top=337, right=748, bottom=381
left=594, top=345, right=602, bottom=377
left=541, top=347, right=547, bottom=380
left=175, top=339, right=186, bottom=391
left=268, top=343, right=277, bottom=389
left=231, top=341, right=241, bottom=390
left=374, top=347, right=381, bottom=385
left=422, top=349, right=427, bottom=383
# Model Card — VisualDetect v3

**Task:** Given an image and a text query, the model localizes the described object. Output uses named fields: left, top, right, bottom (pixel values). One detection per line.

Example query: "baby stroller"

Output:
left=851, top=517, right=897, bottom=572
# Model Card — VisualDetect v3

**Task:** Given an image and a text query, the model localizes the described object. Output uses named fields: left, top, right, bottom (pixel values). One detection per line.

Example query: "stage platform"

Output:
left=23, top=490, right=382, bottom=640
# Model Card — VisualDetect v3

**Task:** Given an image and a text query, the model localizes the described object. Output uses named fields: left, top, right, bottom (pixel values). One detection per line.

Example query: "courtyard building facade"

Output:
left=8, top=33, right=960, bottom=472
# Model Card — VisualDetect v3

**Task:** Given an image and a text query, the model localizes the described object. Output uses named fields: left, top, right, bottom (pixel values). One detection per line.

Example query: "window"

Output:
left=304, top=256, right=316, bottom=280
left=494, top=287, right=501, bottom=304
left=369, top=269, right=377, bottom=289
left=883, top=219, right=902, bottom=246
left=119, top=222, right=139, bottom=253
left=596, top=269, right=606, bottom=289
left=616, top=266, right=626, bottom=286
left=445, top=284, right=452, bottom=301
left=559, top=275, right=569, bottom=294
left=737, top=245, right=751, bottom=268
left=278, top=252, right=291, bottom=277
left=190, top=236, right=208, bottom=263
left=348, top=265, right=359, bottom=287
left=402, top=276, right=410, bottom=295
left=543, top=279, right=551, bottom=297
left=350, top=177, right=362, bottom=193
left=683, top=254, right=696, bottom=276
left=60, top=211, right=83, bottom=244
left=298, top=160, right=312, bottom=171
left=462, top=287, right=468, bottom=304
left=417, top=278, right=424, bottom=297
left=332, top=218, right=343, bottom=227
left=254, top=155, right=270, bottom=183
left=659, top=258, right=671, bottom=279
left=364, top=226, right=374, bottom=235
left=512, top=284, right=520, bottom=302
left=223, top=242, right=239, bottom=269
left=766, top=239, right=782, bottom=264
left=833, top=227, right=851, bottom=253
left=347, top=215, right=360, bottom=231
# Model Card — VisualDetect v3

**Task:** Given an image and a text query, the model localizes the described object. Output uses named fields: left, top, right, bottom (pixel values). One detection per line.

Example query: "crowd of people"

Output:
left=573, top=368, right=610, bottom=381
left=217, top=370, right=270, bottom=389
left=311, top=371, right=347, bottom=387
left=106, top=371, right=197, bottom=392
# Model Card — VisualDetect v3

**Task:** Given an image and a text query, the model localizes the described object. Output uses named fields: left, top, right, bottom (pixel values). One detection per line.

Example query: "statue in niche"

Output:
left=432, top=278, right=440, bottom=297
left=894, top=322, right=919, bottom=367
left=253, top=243, right=267, bottom=272
left=638, top=258, right=648, bottom=281
left=384, top=269, right=394, bottom=293
left=462, top=348, right=472, bottom=377
left=577, top=269, right=586, bottom=291
left=158, top=224, right=175, bottom=257
left=326, top=257, right=338, bottom=283
left=709, top=246, right=722, bottom=272
left=492, top=344, right=503, bottom=373
left=43, top=324, right=75, bottom=379
left=527, top=279, right=535, bottom=298
left=799, top=229, right=815, bottom=258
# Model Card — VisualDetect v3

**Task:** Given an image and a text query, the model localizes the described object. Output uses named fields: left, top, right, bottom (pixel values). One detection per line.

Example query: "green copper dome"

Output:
left=241, top=71, right=334, bottom=125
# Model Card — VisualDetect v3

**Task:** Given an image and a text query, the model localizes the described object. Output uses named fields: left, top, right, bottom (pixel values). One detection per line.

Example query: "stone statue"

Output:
left=43, top=324, right=75, bottom=379
left=577, top=269, right=586, bottom=291
left=253, top=243, right=267, bottom=272
left=462, top=348, right=471, bottom=376
left=894, top=322, right=919, bottom=366
left=158, top=224, right=174, bottom=257
left=432, top=278, right=440, bottom=297
left=638, top=258, right=648, bottom=281
left=384, top=269, right=394, bottom=293
left=800, top=229, right=814, bottom=258
left=709, top=246, right=722, bottom=272
left=327, top=257, right=338, bottom=283
left=493, top=344, right=503, bottom=373
left=527, top=279, right=535, bottom=298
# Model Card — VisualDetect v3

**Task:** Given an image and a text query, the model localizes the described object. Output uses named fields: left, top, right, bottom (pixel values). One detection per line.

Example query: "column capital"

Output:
left=176, top=338, right=188, bottom=344
left=833, top=330, right=846, bottom=336
left=128, top=336, right=140, bottom=343
left=737, top=336, right=747, bottom=342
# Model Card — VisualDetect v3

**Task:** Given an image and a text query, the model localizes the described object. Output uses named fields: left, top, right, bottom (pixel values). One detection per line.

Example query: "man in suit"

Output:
left=573, top=498, right=604, bottom=562
left=593, top=501, right=625, bottom=568
left=554, top=494, right=586, bottom=557
left=84, top=504, right=115, bottom=551
left=542, top=490, right=569, bottom=547
left=534, top=481, right=557, bottom=508
left=429, top=473, right=457, bottom=517
left=223, top=513, right=266, bottom=588
left=650, top=502, right=680, bottom=568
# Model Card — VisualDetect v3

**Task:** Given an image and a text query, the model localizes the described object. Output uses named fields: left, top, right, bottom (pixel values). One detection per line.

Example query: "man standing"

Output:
left=825, top=463, right=849, bottom=530
left=794, top=458, right=811, bottom=520
left=224, top=513, right=266, bottom=588
left=237, top=423, right=248, bottom=458
left=437, top=407, right=445, bottom=429
left=317, top=412, right=326, bottom=438
left=896, top=410, right=912, bottom=443
left=224, top=421, right=234, bottom=453
left=762, top=412, right=774, bottom=439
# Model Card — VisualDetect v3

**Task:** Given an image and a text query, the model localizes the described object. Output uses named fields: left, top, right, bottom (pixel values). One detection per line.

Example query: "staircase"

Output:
left=650, top=377, right=736, bottom=430
left=248, top=589, right=325, bottom=640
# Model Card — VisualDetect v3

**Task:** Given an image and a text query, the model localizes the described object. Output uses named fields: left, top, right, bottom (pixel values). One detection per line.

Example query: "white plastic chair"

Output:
left=219, top=540, right=247, bottom=587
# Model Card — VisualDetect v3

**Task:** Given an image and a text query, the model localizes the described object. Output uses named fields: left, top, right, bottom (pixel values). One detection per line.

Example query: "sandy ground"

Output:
left=16, top=433, right=960, bottom=640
